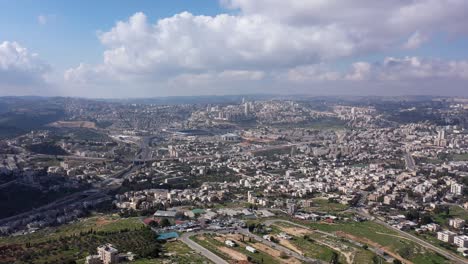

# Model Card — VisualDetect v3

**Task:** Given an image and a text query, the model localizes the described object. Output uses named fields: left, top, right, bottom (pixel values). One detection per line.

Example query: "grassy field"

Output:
left=0, top=215, right=143, bottom=245
left=274, top=221, right=377, bottom=264
left=310, top=198, right=350, bottom=212
left=0, top=215, right=162, bottom=264
left=432, top=206, right=468, bottom=227
left=451, top=153, right=468, bottom=161
left=306, top=220, right=449, bottom=264
left=132, top=240, right=210, bottom=264
left=291, top=236, right=341, bottom=262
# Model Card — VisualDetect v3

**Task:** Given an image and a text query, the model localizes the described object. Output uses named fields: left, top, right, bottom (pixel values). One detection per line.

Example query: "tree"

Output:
left=330, top=252, right=339, bottom=264
left=372, top=255, right=381, bottom=264
left=149, top=221, right=159, bottom=228
left=420, top=214, right=433, bottom=225
left=393, top=260, right=402, bottom=264
left=405, top=209, right=419, bottom=221
left=159, top=218, right=171, bottom=227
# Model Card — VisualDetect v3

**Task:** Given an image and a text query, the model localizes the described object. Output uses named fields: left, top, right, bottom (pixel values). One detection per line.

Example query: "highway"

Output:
left=404, top=151, right=416, bottom=171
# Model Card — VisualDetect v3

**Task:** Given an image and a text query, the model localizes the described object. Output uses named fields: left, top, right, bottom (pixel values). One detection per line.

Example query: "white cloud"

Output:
left=345, top=62, right=372, bottom=81
left=38, top=15, right=47, bottom=25
left=64, top=1, right=468, bottom=96
left=285, top=57, right=468, bottom=83
left=64, top=11, right=363, bottom=88
left=403, top=31, right=428, bottom=49
left=0, top=41, right=53, bottom=95
left=287, top=64, right=341, bottom=82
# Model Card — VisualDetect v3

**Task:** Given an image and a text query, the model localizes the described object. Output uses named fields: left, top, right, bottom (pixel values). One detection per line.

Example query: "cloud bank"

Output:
left=3, top=0, right=468, bottom=97
left=0, top=41, right=53, bottom=95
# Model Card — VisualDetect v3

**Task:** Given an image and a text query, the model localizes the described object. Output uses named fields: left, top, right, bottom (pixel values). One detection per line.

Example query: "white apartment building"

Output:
left=454, top=235, right=468, bottom=248
left=437, top=230, right=457, bottom=243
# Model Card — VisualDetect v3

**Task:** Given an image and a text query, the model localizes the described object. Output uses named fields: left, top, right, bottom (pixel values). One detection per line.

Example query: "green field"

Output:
left=0, top=215, right=143, bottom=245
left=132, top=241, right=210, bottom=264
left=310, top=198, right=350, bottom=212
left=432, top=206, right=468, bottom=227
left=0, top=215, right=162, bottom=264
left=274, top=222, right=377, bottom=264
left=306, top=220, right=449, bottom=264
left=451, top=153, right=468, bottom=161
left=291, top=236, right=343, bottom=262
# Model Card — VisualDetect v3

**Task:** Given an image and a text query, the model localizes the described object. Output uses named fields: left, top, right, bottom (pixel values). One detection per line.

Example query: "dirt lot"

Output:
left=278, top=239, right=303, bottom=255
left=217, top=246, right=248, bottom=261
left=275, top=225, right=313, bottom=237
left=252, top=242, right=302, bottom=264
left=94, top=217, right=117, bottom=227
left=214, top=233, right=301, bottom=264
left=48, top=121, right=96, bottom=129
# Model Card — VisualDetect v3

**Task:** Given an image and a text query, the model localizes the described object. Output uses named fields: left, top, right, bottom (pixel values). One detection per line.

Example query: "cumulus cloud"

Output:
left=403, top=32, right=428, bottom=49
left=66, top=11, right=356, bottom=84
left=64, top=1, right=468, bottom=96
left=0, top=41, right=52, bottom=95
left=287, top=64, right=341, bottom=82
left=38, top=15, right=47, bottom=25
left=287, top=57, right=468, bottom=83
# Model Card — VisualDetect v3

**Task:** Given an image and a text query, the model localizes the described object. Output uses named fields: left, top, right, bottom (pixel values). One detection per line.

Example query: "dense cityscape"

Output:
left=0, top=95, right=467, bottom=264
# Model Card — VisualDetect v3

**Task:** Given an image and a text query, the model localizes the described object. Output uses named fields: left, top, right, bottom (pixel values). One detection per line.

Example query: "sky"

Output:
left=1, top=0, right=468, bottom=98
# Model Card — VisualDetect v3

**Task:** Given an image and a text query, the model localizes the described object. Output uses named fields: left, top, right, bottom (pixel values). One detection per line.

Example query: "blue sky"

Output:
left=1, top=0, right=468, bottom=97
left=0, top=0, right=224, bottom=69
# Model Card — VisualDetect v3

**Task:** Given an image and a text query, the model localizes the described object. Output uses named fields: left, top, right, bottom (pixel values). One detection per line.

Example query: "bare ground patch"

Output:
left=49, top=121, right=96, bottom=129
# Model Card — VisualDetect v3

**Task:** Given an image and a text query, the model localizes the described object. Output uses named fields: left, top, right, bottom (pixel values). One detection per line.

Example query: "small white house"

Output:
left=225, top=240, right=236, bottom=247
left=246, top=246, right=257, bottom=253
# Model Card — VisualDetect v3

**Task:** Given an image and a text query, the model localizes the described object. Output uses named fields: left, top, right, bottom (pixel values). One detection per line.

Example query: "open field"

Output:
left=48, top=121, right=96, bottom=129
left=191, top=233, right=301, bottom=264
left=305, top=220, right=450, bottom=264
left=310, top=198, right=350, bottom=212
left=451, top=153, right=468, bottom=161
left=132, top=240, right=211, bottom=264
left=273, top=222, right=374, bottom=264
left=0, top=215, right=143, bottom=246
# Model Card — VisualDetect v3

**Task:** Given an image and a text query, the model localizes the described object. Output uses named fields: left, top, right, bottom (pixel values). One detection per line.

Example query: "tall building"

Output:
left=434, top=129, right=448, bottom=147
left=287, top=201, right=297, bottom=215
left=86, top=244, right=120, bottom=264
left=98, top=244, right=119, bottom=264
left=451, top=183, right=464, bottom=195
left=437, top=230, right=456, bottom=243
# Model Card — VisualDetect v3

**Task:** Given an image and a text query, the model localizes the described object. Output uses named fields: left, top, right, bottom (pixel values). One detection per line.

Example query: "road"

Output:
left=354, top=209, right=468, bottom=264
left=404, top=151, right=416, bottom=171
left=180, top=232, right=229, bottom=264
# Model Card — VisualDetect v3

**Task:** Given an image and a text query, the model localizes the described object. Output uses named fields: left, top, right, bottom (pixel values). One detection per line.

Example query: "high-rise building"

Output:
left=97, top=244, right=119, bottom=264
left=434, top=129, right=448, bottom=147
left=451, top=183, right=463, bottom=195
